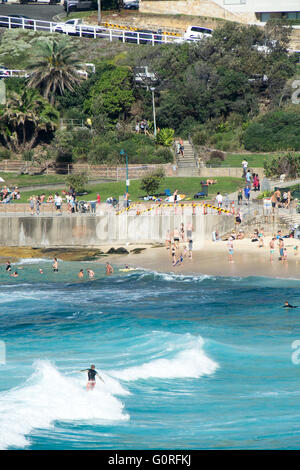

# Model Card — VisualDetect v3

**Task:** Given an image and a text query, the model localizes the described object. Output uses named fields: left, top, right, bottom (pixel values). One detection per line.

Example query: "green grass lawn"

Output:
left=15, top=177, right=243, bottom=203
left=207, top=153, right=271, bottom=168
left=0, top=173, right=67, bottom=188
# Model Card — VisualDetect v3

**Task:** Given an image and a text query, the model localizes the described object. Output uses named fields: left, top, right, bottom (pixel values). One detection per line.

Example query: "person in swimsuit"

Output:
left=173, top=228, right=180, bottom=249
left=269, top=238, right=276, bottom=262
left=53, top=258, right=58, bottom=272
left=106, top=262, right=113, bottom=275
left=165, top=230, right=171, bottom=250
left=180, top=223, right=185, bottom=242
left=278, top=238, right=284, bottom=260
left=5, top=261, right=11, bottom=272
left=227, top=237, right=234, bottom=262
left=78, top=269, right=84, bottom=279
left=186, top=222, right=193, bottom=241
left=80, top=364, right=104, bottom=391
left=258, top=228, right=264, bottom=248
left=10, top=271, right=18, bottom=278
left=87, top=269, right=95, bottom=279
left=171, top=244, right=176, bottom=264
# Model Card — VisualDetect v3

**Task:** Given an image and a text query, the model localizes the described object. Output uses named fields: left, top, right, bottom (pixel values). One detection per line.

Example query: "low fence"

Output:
left=0, top=161, right=175, bottom=179
left=199, top=167, right=265, bottom=178
left=0, top=15, right=181, bottom=45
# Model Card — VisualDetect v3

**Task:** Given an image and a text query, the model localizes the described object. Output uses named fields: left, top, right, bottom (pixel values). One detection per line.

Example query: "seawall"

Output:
left=0, top=214, right=235, bottom=248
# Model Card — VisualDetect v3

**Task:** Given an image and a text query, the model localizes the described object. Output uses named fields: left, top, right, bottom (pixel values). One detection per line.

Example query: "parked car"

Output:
left=0, top=15, right=34, bottom=29
left=63, top=0, right=95, bottom=12
left=123, top=1, right=139, bottom=10
left=120, top=29, right=161, bottom=44
left=54, top=18, right=104, bottom=37
left=183, top=26, right=213, bottom=41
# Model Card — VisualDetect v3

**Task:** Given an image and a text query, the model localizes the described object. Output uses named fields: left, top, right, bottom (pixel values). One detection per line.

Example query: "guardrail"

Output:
left=0, top=69, right=29, bottom=78
left=0, top=15, right=181, bottom=45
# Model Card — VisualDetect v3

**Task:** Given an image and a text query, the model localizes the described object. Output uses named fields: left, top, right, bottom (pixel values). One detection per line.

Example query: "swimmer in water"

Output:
left=53, top=258, right=58, bottom=272
left=10, top=271, right=18, bottom=278
left=283, top=301, right=298, bottom=308
left=106, top=262, right=113, bottom=275
left=39, top=269, right=43, bottom=274
left=78, top=269, right=84, bottom=279
left=87, top=269, right=95, bottom=279
left=80, top=364, right=104, bottom=391
left=5, top=261, right=11, bottom=272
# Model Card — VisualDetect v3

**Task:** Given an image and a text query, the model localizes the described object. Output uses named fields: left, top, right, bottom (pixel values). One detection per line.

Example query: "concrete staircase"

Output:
left=176, top=140, right=197, bottom=169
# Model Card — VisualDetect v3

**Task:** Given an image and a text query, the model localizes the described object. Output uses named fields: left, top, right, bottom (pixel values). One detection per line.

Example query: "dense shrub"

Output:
left=243, top=110, right=300, bottom=151
left=140, top=168, right=165, bottom=195
left=263, top=153, right=300, bottom=178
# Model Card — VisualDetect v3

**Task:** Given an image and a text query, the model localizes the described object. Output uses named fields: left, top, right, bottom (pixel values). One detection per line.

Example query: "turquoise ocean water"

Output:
left=0, top=258, right=300, bottom=450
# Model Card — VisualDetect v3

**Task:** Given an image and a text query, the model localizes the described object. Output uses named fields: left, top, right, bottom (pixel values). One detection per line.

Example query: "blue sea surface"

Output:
left=0, top=258, right=300, bottom=450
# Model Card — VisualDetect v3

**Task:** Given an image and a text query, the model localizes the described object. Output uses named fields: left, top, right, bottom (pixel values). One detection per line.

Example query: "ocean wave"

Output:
left=0, top=360, right=129, bottom=450
left=15, top=258, right=54, bottom=265
left=110, top=335, right=218, bottom=381
left=115, top=269, right=215, bottom=284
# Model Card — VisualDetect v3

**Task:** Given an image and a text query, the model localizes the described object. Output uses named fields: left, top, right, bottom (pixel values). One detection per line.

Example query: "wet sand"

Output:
left=107, top=238, right=300, bottom=280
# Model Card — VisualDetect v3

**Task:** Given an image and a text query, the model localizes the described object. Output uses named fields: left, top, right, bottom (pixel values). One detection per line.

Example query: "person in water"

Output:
left=10, top=271, right=18, bottom=278
left=5, top=261, right=11, bottom=272
left=87, top=269, right=95, bottom=279
left=78, top=269, right=84, bottom=279
left=106, top=262, right=113, bottom=275
left=80, top=364, right=104, bottom=390
left=53, top=258, right=58, bottom=272
left=283, top=302, right=298, bottom=308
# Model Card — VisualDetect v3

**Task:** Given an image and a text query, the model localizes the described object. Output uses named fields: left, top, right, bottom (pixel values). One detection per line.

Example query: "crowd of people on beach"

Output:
left=165, top=222, right=193, bottom=267
left=221, top=226, right=299, bottom=264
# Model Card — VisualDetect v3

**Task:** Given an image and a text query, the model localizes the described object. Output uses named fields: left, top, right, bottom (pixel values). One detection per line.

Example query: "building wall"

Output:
left=0, top=213, right=235, bottom=248
left=140, top=0, right=300, bottom=23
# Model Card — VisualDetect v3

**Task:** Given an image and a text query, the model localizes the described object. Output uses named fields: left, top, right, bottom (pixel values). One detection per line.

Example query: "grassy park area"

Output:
left=12, top=176, right=244, bottom=204
left=207, top=153, right=269, bottom=168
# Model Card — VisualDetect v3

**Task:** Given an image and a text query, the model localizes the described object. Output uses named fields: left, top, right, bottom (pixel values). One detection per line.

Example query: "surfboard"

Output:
left=119, top=268, right=137, bottom=272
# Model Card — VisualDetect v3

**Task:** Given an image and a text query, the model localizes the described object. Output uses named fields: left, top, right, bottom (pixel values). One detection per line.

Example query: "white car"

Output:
left=54, top=18, right=84, bottom=35
left=183, top=26, right=213, bottom=41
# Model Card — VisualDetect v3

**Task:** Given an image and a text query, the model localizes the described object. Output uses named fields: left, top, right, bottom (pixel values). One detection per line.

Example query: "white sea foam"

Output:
left=110, top=336, right=218, bottom=381
left=124, top=270, right=214, bottom=284
left=0, top=360, right=129, bottom=450
left=15, top=258, right=53, bottom=265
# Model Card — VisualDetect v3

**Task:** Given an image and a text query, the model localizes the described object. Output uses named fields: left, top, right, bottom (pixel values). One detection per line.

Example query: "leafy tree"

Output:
left=243, top=109, right=300, bottom=151
left=84, top=63, right=135, bottom=124
left=263, top=153, right=300, bottom=178
left=65, top=172, right=88, bottom=193
left=140, top=168, right=165, bottom=195
left=0, top=88, right=59, bottom=152
left=27, top=37, right=84, bottom=105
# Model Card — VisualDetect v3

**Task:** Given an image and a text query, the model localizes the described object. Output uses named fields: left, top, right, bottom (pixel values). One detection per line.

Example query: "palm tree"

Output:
left=0, top=88, right=59, bottom=152
left=27, top=37, right=84, bottom=106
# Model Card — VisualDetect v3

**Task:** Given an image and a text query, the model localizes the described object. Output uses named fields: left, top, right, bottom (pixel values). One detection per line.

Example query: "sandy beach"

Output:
left=107, top=237, right=300, bottom=280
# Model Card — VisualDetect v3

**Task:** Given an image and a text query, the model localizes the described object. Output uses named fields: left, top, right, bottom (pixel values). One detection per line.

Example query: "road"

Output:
left=0, top=3, right=64, bottom=21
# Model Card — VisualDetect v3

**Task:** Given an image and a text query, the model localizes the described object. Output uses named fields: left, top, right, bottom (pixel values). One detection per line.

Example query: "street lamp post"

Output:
left=120, top=149, right=129, bottom=206
left=150, top=86, right=157, bottom=138
left=97, top=0, right=101, bottom=26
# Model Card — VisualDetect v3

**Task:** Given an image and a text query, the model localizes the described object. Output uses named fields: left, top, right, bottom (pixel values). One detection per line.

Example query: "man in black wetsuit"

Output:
left=80, top=364, right=104, bottom=390
left=283, top=302, right=298, bottom=309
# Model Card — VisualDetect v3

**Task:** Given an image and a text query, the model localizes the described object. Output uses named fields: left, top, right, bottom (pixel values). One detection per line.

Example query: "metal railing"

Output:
left=0, top=69, right=29, bottom=78
left=0, top=16, right=180, bottom=45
